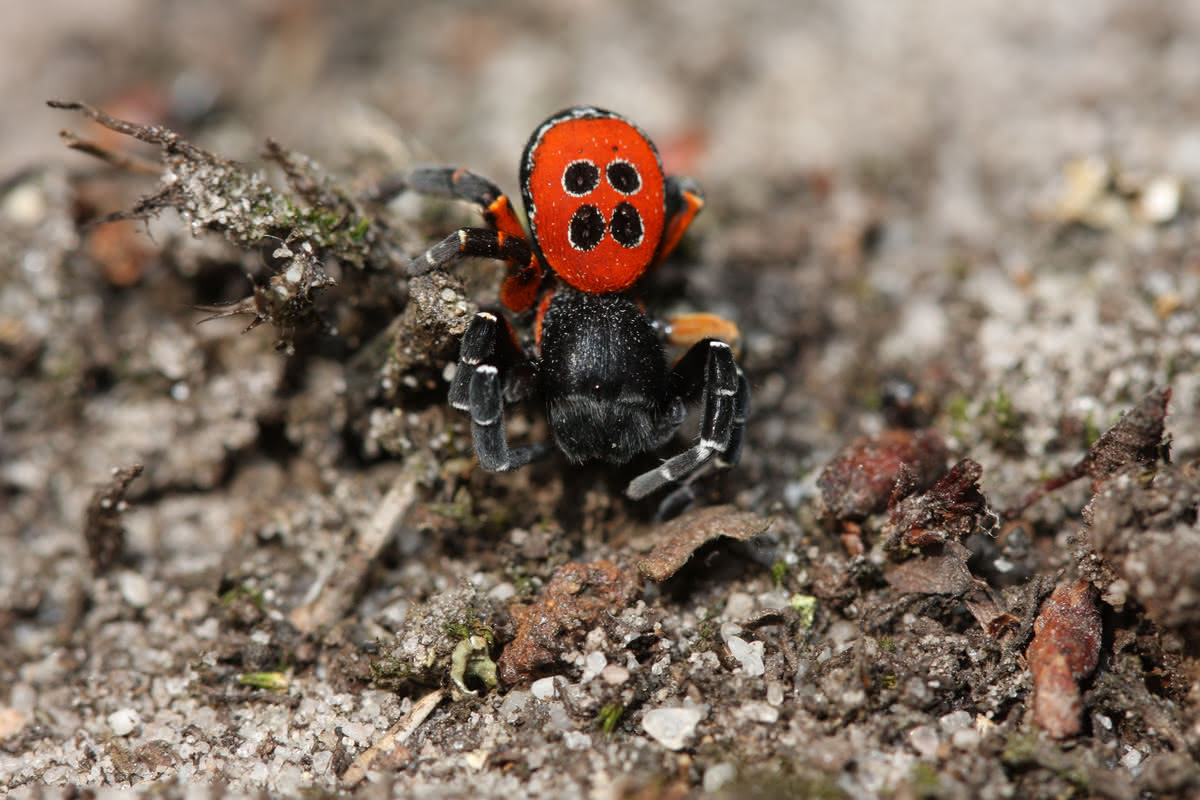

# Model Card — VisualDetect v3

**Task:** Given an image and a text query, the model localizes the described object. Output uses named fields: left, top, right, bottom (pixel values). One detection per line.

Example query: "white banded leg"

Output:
left=626, top=339, right=741, bottom=500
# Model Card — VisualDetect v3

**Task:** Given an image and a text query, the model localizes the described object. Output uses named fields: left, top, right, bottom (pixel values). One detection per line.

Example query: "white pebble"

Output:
left=108, top=708, right=140, bottom=737
left=600, top=664, right=630, bottom=685
left=724, top=592, right=755, bottom=620
left=499, top=690, right=529, bottom=717
left=951, top=728, right=980, bottom=749
left=642, top=707, right=704, bottom=751
left=725, top=635, right=765, bottom=676
left=310, top=749, right=333, bottom=775
left=938, top=709, right=972, bottom=734
left=117, top=571, right=151, bottom=609
left=563, top=731, right=592, bottom=750
left=741, top=702, right=779, bottom=724
left=908, top=725, right=940, bottom=759
left=703, top=762, right=737, bottom=792
left=581, top=651, right=607, bottom=682
left=530, top=676, right=558, bottom=700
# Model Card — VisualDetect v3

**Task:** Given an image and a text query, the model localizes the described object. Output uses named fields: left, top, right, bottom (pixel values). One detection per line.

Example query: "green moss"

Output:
left=789, top=594, right=817, bottom=629
left=909, top=761, right=940, bottom=798
left=219, top=584, right=265, bottom=610
left=596, top=703, right=625, bottom=735
left=237, top=671, right=289, bottom=692
left=771, top=559, right=789, bottom=587
left=1083, top=409, right=1102, bottom=447
left=989, top=387, right=1016, bottom=429
left=1000, top=731, right=1040, bottom=764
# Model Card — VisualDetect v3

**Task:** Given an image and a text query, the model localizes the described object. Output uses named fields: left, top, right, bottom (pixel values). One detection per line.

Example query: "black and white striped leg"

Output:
left=625, top=339, right=746, bottom=501
left=716, top=369, right=750, bottom=469
left=450, top=311, right=549, bottom=473
left=372, top=167, right=525, bottom=237
left=406, top=227, right=534, bottom=278
left=467, top=365, right=551, bottom=472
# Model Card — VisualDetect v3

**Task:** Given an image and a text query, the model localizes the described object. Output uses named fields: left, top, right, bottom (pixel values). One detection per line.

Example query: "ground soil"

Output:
left=3, top=1, right=1200, bottom=797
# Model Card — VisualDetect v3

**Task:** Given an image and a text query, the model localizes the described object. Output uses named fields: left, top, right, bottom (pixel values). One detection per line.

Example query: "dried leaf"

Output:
left=636, top=506, right=772, bottom=581
left=883, top=541, right=977, bottom=595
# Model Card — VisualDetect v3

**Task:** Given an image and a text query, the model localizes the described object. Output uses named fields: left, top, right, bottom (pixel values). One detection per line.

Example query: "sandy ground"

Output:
left=3, top=1, right=1200, bottom=797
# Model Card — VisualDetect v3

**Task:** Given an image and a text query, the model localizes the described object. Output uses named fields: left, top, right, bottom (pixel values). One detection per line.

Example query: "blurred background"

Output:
left=7, top=0, right=1199, bottom=236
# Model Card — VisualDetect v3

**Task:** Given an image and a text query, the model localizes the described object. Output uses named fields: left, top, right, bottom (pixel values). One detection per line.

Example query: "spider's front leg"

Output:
left=626, top=338, right=750, bottom=505
left=378, top=167, right=543, bottom=312
left=451, top=310, right=550, bottom=472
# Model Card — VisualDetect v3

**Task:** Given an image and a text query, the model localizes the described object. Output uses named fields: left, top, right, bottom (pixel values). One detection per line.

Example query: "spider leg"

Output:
left=651, top=175, right=705, bottom=269
left=663, top=311, right=742, bottom=355
left=374, top=167, right=525, bottom=238
left=625, top=338, right=748, bottom=502
left=451, top=310, right=549, bottom=472
left=378, top=167, right=542, bottom=312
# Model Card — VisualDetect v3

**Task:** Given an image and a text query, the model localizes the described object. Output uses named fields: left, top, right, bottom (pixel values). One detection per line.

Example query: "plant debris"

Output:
left=372, top=584, right=504, bottom=695
left=883, top=457, right=993, bottom=551
left=1025, top=578, right=1102, bottom=739
left=883, top=540, right=978, bottom=596
left=48, top=100, right=398, bottom=349
left=1009, top=387, right=1171, bottom=517
left=636, top=505, right=773, bottom=581
left=818, top=428, right=949, bottom=523
left=342, top=688, right=445, bottom=787
left=498, top=560, right=638, bottom=684
left=290, top=470, right=420, bottom=635
left=82, top=463, right=143, bottom=573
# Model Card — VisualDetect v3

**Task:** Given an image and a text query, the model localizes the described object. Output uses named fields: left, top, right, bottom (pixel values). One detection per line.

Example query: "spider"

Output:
left=385, top=106, right=749, bottom=515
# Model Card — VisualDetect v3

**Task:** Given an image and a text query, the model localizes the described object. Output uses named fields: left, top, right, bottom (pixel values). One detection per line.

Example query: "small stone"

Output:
left=642, top=707, right=704, bottom=751
left=487, top=582, right=516, bottom=602
left=310, top=749, right=333, bottom=775
left=1138, top=176, right=1181, bottom=224
left=703, top=762, right=737, bottom=793
left=766, top=681, right=785, bottom=706
left=938, top=709, right=972, bottom=734
left=117, top=570, right=151, bottom=609
left=724, top=635, right=765, bottom=676
left=0, top=708, right=28, bottom=739
left=742, top=702, right=779, bottom=723
left=951, top=727, right=980, bottom=749
left=563, top=731, right=591, bottom=750
left=530, top=677, right=557, bottom=700
left=724, top=592, right=755, bottom=620
left=341, top=722, right=373, bottom=746
left=108, top=708, right=140, bottom=737
left=600, top=664, right=630, bottom=686
left=582, top=651, right=607, bottom=682
left=499, top=690, right=530, bottom=718
left=908, top=725, right=940, bottom=759
left=1120, top=747, right=1143, bottom=770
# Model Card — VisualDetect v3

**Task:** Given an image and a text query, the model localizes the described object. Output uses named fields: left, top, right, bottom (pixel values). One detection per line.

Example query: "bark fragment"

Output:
left=1026, top=579, right=1102, bottom=738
